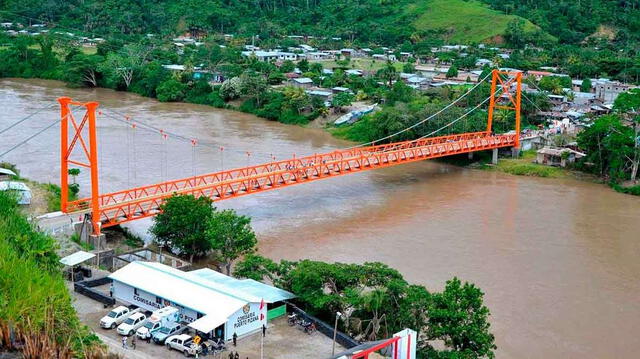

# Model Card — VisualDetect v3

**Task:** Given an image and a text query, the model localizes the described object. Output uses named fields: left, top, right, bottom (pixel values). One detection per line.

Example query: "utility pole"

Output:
left=332, top=311, right=342, bottom=356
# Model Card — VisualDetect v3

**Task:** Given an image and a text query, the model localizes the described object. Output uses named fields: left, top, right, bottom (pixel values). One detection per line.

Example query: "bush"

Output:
left=156, top=78, right=187, bottom=102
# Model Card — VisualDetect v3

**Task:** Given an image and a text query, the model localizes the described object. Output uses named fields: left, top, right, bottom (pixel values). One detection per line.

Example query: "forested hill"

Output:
left=1, top=0, right=538, bottom=45
left=1, top=0, right=639, bottom=47
left=481, top=0, right=640, bottom=45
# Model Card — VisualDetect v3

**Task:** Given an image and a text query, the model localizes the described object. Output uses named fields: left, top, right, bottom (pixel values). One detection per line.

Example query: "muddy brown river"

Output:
left=2, top=78, right=639, bottom=358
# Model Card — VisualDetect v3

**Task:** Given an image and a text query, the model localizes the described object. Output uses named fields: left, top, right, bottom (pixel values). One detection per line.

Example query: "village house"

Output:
left=594, top=79, right=636, bottom=104
left=291, top=77, right=314, bottom=88
left=536, top=147, right=586, bottom=168
left=526, top=70, right=553, bottom=81
left=241, top=51, right=298, bottom=62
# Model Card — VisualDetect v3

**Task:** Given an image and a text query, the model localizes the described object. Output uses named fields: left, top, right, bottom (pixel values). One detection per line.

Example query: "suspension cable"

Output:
left=0, top=109, right=77, bottom=159
left=0, top=103, right=57, bottom=136
left=346, top=72, right=493, bottom=149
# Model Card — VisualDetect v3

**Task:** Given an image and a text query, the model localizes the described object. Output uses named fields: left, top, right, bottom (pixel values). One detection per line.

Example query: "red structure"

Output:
left=59, top=70, right=522, bottom=235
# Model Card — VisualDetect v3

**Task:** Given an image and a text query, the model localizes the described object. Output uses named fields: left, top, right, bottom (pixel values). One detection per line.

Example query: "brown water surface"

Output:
left=2, top=78, right=639, bottom=358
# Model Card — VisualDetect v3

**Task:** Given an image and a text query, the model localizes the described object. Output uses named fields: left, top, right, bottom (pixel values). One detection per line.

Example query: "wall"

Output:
left=224, top=302, right=266, bottom=340
left=112, top=280, right=201, bottom=323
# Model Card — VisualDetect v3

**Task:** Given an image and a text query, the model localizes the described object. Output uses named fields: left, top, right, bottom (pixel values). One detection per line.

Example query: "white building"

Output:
left=241, top=51, right=298, bottom=62
left=109, top=261, right=295, bottom=341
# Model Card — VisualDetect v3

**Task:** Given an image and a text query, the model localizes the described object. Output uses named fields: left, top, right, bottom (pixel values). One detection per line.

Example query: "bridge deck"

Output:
left=68, top=132, right=516, bottom=228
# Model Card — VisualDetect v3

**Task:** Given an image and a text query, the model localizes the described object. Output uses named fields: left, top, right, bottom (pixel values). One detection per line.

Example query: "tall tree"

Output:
left=206, top=209, right=257, bottom=275
left=150, top=194, right=213, bottom=262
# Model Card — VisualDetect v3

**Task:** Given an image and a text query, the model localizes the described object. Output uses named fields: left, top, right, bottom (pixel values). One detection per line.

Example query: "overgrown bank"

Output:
left=0, top=192, right=104, bottom=358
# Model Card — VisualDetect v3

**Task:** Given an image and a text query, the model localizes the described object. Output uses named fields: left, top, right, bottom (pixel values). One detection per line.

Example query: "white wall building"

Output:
left=109, top=261, right=294, bottom=341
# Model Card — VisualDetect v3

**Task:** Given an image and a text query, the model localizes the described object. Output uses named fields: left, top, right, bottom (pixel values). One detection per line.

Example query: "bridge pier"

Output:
left=73, top=220, right=106, bottom=250
left=468, top=152, right=474, bottom=160
left=492, top=148, right=498, bottom=165
left=512, top=147, right=520, bottom=158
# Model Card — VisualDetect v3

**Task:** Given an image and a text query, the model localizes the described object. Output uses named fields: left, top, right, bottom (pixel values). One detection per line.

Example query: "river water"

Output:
left=2, top=78, right=639, bottom=358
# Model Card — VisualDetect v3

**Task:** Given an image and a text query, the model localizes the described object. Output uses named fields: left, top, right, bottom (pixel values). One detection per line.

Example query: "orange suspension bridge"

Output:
left=45, top=69, right=523, bottom=236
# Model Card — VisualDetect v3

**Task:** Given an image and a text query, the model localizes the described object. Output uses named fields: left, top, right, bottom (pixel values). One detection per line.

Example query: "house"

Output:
left=241, top=51, right=297, bottom=62
left=536, top=147, right=586, bottom=168
left=340, top=48, right=356, bottom=57
left=305, top=52, right=331, bottom=60
left=345, top=69, right=364, bottom=77
left=162, top=64, right=186, bottom=71
left=526, top=70, right=553, bottom=81
left=594, top=79, right=636, bottom=104
left=291, top=77, right=314, bottom=88
left=299, top=44, right=315, bottom=52
left=547, top=94, right=565, bottom=105
left=332, top=87, right=354, bottom=94
left=476, top=58, right=493, bottom=67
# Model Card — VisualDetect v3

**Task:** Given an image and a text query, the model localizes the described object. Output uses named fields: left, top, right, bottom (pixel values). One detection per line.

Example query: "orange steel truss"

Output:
left=487, top=70, right=522, bottom=148
left=58, top=97, right=101, bottom=235
left=59, top=70, right=522, bottom=235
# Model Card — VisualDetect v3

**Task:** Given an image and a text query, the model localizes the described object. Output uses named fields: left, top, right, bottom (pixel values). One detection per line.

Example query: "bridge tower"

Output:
left=486, top=69, right=522, bottom=150
left=58, top=97, right=102, bottom=236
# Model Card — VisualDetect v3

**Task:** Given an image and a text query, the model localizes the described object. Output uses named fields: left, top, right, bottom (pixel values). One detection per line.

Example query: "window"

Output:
left=134, top=288, right=139, bottom=296
left=155, top=296, right=162, bottom=304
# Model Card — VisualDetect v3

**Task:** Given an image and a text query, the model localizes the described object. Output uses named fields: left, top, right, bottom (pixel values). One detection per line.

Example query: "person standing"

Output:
left=131, top=335, right=136, bottom=350
left=234, top=352, right=239, bottom=359
left=232, top=332, right=237, bottom=347
left=262, top=324, right=266, bottom=337
left=228, top=351, right=234, bottom=359
left=121, top=335, right=127, bottom=349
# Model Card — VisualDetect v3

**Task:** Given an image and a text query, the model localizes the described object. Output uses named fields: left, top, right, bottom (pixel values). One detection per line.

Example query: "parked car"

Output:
left=152, top=322, right=187, bottom=344
left=99, top=306, right=140, bottom=329
left=117, top=312, right=147, bottom=336
left=165, top=334, right=201, bottom=357
left=136, top=306, right=179, bottom=341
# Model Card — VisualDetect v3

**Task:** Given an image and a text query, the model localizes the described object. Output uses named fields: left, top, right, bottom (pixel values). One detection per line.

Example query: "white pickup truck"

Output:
left=99, top=306, right=140, bottom=329
left=117, top=312, right=147, bottom=336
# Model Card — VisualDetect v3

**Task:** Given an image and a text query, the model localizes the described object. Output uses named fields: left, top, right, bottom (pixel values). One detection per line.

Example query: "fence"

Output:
left=74, top=277, right=115, bottom=306
left=285, top=302, right=359, bottom=349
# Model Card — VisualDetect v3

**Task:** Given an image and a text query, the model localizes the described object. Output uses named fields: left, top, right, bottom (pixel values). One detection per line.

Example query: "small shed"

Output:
left=0, top=168, right=17, bottom=181
left=536, top=147, right=586, bottom=167
left=0, top=181, right=31, bottom=204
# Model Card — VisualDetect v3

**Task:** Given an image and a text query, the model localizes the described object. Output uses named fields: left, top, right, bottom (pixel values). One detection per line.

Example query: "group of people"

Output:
left=121, top=335, right=136, bottom=350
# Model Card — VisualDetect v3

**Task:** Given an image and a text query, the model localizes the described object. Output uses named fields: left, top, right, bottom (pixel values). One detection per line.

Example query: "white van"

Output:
left=136, top=306, right=180, bottom=340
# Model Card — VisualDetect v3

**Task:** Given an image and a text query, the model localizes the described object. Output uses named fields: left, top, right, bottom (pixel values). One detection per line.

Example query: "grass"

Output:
left=481, top=150, right=567, bottom=178
left=0, top=192, right=103, bottom=357
left=612, top=183, right=640, bottom=196
left=70, top=232, right=95, bottom=251
left=410, top=0, right=543, bottom=43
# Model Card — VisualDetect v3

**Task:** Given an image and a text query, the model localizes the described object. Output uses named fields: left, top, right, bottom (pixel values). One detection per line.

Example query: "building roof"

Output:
left=60, top=250, right=96, bottom=267
left=292, top=77, right=313, bottom=84
left=109, top=261, right=247, bottom=318
left=188, top=268, right=295, bottom=303
left=537, top=147, right=586, bottom=157
left=0, top=168, right=17, bottom=176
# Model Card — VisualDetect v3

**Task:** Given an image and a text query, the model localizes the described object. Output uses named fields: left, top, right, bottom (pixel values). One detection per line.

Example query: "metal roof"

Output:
left=188, top=268, right=295, bottom=303
left=0, top=168, right=17, bottom=176
left=60, top=250, right=96, bottom=266
left=0, top=181, right=29, bottom=191
left=109, top=261, right=246, bottom=318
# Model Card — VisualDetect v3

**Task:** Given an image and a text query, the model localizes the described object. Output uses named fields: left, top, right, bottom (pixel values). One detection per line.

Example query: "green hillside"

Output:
left=411, top=0, right=539, bottom=43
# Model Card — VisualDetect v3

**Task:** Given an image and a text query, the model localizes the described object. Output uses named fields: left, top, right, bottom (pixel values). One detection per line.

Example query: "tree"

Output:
left=280, top=60, right=295, bottom=73
left=240, top=71, right=269, bottom=106
left=505, top=19, right=526, bottom=49
left=99, top=44, right=152, bottom=89
left=298, top=59, right=310, bottom=73
left=267, top=71, right=286, bottom=85
left=220, top=77, right=243, bottom=100
left=378, top=61, right=397, bottom=87
left=283, top=86, right=311, bottom=114
left=64, top=53, right=104, bottom=87
left=206, top=209, right=257, bottom=275
left=150, top=194, right=213, bottom=262
left=156, top=78, right=186, bottom=102
left=68, top=168, right=80, bottom=184
left=332, top=92, right=355, bottom=113
left=613, top=89, right=640, bottom=181
left=580, top=78, right=592, bottom=92
left=426, top=277, right=497, bottom=359
left=309, top=62, right=323, bottom=74
left=402, top=62, right=415, bottom=74
left=446, top=65, right=458, bottom=79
